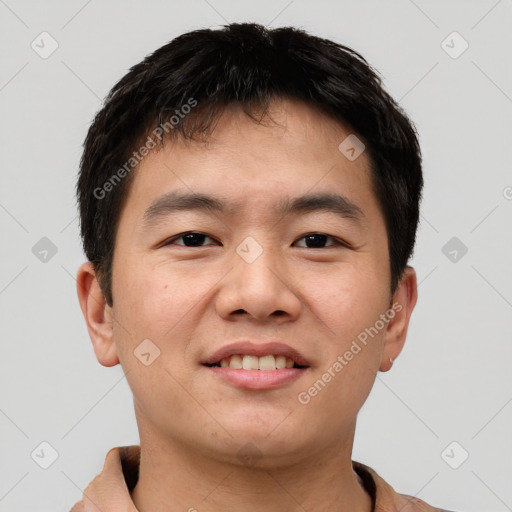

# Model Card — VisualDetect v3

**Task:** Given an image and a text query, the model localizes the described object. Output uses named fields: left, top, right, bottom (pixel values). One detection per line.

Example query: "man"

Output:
left=71, top=22, right=454, bottom=511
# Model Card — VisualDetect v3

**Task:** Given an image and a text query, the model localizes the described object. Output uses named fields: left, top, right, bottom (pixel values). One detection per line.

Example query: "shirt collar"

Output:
left=77, top=446, right=445, bottom=512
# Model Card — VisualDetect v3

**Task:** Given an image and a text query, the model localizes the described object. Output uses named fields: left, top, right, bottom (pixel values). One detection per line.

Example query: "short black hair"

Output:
left=76, top=22, right=423, bottom=307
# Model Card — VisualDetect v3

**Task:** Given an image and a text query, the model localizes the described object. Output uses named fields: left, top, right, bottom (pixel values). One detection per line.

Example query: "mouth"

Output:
left=200, top=341, right=311, bottom=390
left=201, top=341, right=311, bottom=369
left=203, top=355, right=309, bottom=370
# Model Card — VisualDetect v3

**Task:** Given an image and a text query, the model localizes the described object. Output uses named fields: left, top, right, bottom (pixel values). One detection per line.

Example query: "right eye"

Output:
left=161, top=232, right=219, bottom=247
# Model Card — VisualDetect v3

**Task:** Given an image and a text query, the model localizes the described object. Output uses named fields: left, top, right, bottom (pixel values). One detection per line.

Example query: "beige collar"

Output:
left=70, top=446, right=452, bottom=512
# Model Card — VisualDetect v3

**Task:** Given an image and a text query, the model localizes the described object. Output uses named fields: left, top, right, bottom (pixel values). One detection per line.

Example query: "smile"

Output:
left=204, top=354, right=309, bottom=370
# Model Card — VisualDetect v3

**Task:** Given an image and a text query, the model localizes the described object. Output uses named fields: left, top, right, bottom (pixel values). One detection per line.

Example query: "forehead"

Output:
left=118, top=99, right=378, bottom=228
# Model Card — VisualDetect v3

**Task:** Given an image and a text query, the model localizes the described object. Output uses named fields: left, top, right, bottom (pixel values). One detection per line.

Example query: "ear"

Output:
left=379, top=265, right=418, bottom=372
left=76, top=262, right=119, bottom=367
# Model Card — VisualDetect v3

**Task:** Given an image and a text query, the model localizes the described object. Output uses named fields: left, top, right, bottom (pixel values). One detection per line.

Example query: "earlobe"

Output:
left=379, top=266, right=418, bottom=372
left=76, top=262, right=120, bottom=367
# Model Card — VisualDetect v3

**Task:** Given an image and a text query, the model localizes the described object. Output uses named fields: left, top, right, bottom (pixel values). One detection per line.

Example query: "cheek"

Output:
left=115, top=258, right=191, bottom=329
left=305, top=311, right=385, bottom=430
left=308, top=263, right=388, bottom=407
left=111, top=259, right=220, bottom=370
left=322, top=353, right=379, bottom=420
left=111, top=265, right=194, bottom=414
left=312, top=263, right=389, bottom=342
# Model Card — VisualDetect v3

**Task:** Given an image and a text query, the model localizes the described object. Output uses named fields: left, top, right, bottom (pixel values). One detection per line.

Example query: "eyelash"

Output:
left=161, top=232, right=349, bottom=249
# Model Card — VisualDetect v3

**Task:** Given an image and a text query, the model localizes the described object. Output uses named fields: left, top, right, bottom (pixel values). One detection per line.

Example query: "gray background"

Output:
left=0, top=0, right=511, bottom=510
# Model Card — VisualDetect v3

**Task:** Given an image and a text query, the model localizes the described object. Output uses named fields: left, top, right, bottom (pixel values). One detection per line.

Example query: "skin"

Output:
left=77, top=98, right=417, bottom=512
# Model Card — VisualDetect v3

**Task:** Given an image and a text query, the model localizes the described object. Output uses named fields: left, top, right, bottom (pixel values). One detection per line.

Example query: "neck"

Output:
left=131, top=419, right=372, bottom=512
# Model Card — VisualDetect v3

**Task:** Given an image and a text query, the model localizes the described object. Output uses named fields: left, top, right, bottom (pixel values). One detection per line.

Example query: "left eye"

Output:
left=294, top=233, right=344, bottom=248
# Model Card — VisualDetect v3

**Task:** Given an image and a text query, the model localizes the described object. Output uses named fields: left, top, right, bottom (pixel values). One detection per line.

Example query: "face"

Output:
left=78, top=98, right=416, bottom=467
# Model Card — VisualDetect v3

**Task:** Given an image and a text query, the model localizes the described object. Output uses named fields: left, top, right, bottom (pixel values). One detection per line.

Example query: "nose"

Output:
left=215, top=241, right=302, bottom=323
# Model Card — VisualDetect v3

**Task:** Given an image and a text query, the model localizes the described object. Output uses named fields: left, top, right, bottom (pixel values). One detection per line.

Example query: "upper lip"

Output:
left=201, top=341, right=311, bottom=367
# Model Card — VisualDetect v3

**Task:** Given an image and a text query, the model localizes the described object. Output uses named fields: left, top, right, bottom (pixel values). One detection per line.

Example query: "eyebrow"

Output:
left=141, top=191, right=366, bottom=229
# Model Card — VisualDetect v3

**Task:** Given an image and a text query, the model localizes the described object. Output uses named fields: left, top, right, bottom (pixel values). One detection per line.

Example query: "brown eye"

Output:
left=163, top=232, right=218, bottom=247
left=294, top=233, right=345, bottom=248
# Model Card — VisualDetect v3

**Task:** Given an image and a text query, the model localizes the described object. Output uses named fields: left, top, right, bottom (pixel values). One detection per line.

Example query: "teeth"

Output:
left=243, top=355, right=259, bottom=370
left=258, top=355, right=275, bottom=370
left=275, top=355, right=287, bottom=369
left=218, top=354, right=299, bottom=370
left=229, top=355, right=243, bottom=369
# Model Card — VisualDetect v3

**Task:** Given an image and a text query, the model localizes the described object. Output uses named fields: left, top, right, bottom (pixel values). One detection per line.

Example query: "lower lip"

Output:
left=202, top=366, right=308, bottom=390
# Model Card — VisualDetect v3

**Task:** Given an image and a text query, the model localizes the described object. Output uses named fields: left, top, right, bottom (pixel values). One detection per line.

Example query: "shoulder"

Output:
left=353, top=461, right=458, bottom=512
